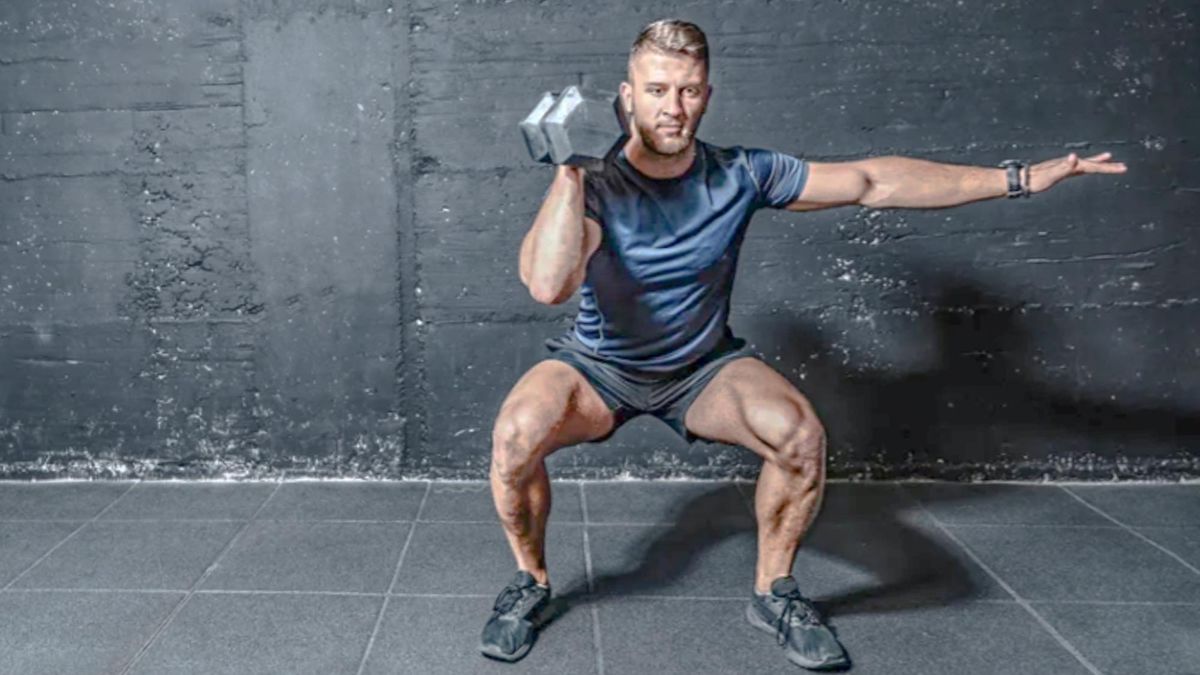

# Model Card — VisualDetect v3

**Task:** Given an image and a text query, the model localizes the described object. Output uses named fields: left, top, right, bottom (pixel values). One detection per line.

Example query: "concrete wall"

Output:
left=1, top=0, right=1196, bottom=479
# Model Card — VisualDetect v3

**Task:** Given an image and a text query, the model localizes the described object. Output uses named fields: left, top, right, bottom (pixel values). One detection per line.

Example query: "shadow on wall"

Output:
left=773, top=271, right=1200, bottom=479
left=531, top=273, right=1200, bottom=618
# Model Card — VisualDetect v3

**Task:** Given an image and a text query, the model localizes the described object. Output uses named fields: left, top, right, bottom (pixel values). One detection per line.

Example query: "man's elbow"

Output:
left=856, top=157, right=900, bottom=208
left=519, top=263, right=559, bottom=304
left=527, top=278, right=572, bottom=305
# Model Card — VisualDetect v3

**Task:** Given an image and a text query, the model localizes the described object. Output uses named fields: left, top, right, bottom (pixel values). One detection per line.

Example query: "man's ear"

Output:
left=619, top=81, right=632, bottom=114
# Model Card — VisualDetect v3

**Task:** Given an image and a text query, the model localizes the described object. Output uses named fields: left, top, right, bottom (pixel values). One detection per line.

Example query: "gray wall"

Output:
left=1, top=0, right=1196, bottom=479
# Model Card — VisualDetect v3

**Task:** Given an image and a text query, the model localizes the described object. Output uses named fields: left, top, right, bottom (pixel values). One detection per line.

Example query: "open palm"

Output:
left=1029, top=152, right=1127, bottom=194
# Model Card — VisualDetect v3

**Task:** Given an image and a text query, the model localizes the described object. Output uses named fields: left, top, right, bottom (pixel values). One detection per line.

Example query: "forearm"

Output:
left=860, top=156, right=1008, bottom=209
left=520, top=166, right=587, bottom=302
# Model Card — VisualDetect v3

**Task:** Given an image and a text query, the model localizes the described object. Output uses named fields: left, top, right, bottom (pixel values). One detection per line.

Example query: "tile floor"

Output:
left=0, top=480, right=1197, bottom=674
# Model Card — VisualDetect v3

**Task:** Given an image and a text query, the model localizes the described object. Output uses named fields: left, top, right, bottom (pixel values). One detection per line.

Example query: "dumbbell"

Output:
left=519, top=85, right=628, bottom=170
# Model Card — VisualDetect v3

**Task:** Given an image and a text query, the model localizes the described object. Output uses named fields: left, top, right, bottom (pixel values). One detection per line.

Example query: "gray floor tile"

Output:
left=740, top=481, right=920, bottom=523
left=256, top=482, right=426, bottom=521
left=127, top=593, right=379, bottom=675
left=950, top=525, right=1200, bottom=601
left=393, top=522, right=587, bottom=595
left=3, top=479, right=1197, bottom=675
left=1067, top=484, right=1200, bottom=526
left=101, top=482, right=275, bottom=520
left=199, top=521, right=409, bottom=592
left=0, top=521, right=80, bottom=586
left=13, top=521, right=240, bottom=590
left=802, top=511, right=1010, bottom=612
left=809, top=482, right=915, bottom=523
left=1035, top=602, right=1200, bottom=675
left=830, top=602, right=1094, bottom=675
left=0, top=590, right=182, bottom=675
left=1133, top=527, right=1200, bottom=570
left=583, top=481, right=753, bottom=524
left=361, top=595, right=597, bottom=674
left=597, top=597, right=1091, bottom=675
left=421, top=480, right=583, bottom=523
left=595, top=597, right=788, bottom=674
left=0, top=482, right=132, bottom=520
left=587, top=521, right=759, bottom=597
left=587, top=509, right=1007, bottom=608
left=902, top=483, right=1111, bottom=525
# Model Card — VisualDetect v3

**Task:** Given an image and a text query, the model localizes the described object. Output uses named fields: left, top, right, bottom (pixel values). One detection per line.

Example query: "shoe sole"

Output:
left=744, top=603, right=850, bottom=671
left=480, top=639, right=534, bottom=663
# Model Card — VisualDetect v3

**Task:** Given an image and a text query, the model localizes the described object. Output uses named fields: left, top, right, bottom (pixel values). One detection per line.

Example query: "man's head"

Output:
left=620, top=19, right=711, bottom=159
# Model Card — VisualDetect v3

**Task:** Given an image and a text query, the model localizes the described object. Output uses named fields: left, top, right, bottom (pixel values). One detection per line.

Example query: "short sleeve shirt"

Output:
left=563, top=141, right=808, bottom=373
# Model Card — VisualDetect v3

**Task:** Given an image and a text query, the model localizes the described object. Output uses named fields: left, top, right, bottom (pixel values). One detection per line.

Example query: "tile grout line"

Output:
left=2, top=481, right=141, bottom=590
left=0, top=517, right=1149, bottom=529
left=0, top=517, right=765, bottom=526
left=1057, top=485, right=1200, bottom=577
left=896, top=484, right=1105, bottom=675
left=118, top=478, right=286, bottom=675
left=15, top=585, right=1200, bottom=605
left=355, top=480, right=433, bottom=675
left=580, top=482, right=605, bottom=675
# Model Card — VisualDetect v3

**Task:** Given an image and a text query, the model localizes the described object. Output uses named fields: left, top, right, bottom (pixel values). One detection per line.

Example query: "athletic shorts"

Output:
left=544, top=331, right=759, bottom=444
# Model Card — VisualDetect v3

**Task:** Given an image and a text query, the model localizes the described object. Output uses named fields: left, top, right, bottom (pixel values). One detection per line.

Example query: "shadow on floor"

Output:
left=543, top=482, right=982, bottom=627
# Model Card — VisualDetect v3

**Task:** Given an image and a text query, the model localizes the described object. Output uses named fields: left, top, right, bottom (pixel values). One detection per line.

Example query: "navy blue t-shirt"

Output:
left=555, top=140, right=809, bottom=373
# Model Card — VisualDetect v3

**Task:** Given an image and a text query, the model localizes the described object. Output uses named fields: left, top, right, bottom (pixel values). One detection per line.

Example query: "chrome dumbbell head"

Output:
left=519, top=91, right=559, bottom=164
left=541, top=85, right=625, bottom=166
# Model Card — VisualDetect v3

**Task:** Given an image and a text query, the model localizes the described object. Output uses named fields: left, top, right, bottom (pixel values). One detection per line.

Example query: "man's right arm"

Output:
left=519, top=165, right=602, bottom=305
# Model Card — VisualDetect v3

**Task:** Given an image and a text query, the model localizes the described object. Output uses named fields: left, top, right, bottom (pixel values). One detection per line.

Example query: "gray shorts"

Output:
left=544, top=331, right=759, bottom=444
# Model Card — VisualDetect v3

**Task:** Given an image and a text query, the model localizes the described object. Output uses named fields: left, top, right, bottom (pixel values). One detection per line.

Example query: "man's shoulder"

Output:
left=702, top=141, right=777, bottom=191
left=701, top=141, right=752, bottom=167
left=701, top=142, right=778, bottom=183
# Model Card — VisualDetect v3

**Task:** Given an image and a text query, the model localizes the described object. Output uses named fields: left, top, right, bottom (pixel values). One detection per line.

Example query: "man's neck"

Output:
left=623, top=137, right=696, bottom=179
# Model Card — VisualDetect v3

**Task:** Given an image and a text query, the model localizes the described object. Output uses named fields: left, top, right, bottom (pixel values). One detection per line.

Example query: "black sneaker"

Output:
left=480, top=571, right=551, bottom=662
left=745, top=576, right=850, bottom=670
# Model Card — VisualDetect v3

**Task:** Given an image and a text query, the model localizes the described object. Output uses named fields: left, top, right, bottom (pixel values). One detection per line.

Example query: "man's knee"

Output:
left=491, top=399, right=554, bottom=484
left=771, top=414, right=826, bottom=476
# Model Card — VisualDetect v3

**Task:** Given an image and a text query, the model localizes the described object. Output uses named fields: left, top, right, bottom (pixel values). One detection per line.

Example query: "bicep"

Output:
left=783, top=161, right=871, bottom=212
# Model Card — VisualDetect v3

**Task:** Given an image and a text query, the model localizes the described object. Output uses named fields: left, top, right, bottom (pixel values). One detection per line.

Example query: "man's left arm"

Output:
left=785, top=152, right=1127, bottom=211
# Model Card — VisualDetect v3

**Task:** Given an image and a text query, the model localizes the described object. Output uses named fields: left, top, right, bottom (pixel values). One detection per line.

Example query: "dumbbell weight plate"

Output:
left=519, top=91, right=559, bottom=164
left=541, top=85, right=626, bottom=167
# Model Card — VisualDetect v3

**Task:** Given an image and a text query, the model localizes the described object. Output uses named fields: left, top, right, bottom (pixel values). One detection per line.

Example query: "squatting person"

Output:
left=481, top=18, right=1126, bottom=669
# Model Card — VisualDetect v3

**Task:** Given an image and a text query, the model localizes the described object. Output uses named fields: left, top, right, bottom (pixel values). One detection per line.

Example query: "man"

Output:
left=481, top=18, right=1126, bottom=670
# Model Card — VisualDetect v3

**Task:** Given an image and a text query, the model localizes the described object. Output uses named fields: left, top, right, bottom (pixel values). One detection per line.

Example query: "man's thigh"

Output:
left=682, top=357, right=822, bottom=454
left=496, top=359, right=619, bottom=452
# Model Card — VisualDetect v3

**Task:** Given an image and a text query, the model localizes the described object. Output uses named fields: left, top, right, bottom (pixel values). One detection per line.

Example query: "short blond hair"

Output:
left=629, top=19, right=709, bottom=74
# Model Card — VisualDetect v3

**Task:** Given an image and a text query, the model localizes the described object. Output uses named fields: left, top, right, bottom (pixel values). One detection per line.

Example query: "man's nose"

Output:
left=661, top=92, right=683, bottom=117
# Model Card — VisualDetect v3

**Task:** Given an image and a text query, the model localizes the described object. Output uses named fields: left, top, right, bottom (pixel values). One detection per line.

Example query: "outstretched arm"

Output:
left=785, top=152, right=1127, bottom=211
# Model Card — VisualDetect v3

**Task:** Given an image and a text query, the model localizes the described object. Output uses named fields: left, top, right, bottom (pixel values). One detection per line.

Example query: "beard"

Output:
left=632, top=110, right=701, bottom=158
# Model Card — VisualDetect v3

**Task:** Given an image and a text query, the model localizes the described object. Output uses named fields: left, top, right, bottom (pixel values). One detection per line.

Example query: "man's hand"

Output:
left=557, top=164, right=586, bottom=183
left=1028, top=152, right=1127, bottom=194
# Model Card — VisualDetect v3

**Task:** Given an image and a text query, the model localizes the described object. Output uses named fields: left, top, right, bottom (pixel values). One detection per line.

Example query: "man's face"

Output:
left=621, top=50, right=710, bottom=158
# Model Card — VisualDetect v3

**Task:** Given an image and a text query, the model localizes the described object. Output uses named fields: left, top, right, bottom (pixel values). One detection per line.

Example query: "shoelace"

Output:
left=773, top=592, right=824, bottom=646
left=493, top=583, right=545, bottom=616
left=492, top=585, right=525, bottom=615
